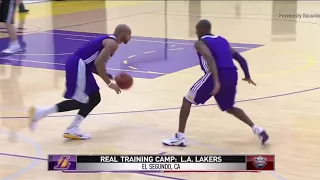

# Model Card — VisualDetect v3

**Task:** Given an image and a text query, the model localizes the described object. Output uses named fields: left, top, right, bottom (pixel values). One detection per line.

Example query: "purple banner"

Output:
left=48, top=155, right=77, bottom=171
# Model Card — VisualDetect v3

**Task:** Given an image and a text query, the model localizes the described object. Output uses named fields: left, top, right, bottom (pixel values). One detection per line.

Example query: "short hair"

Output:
left=197, top=19, right=211, bottom=31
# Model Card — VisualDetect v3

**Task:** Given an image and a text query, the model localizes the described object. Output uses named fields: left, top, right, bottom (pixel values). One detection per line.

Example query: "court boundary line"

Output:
left=40, top=31, right=255, bottom=49
left=1, top=87, right=319, bottom=119
left=0, top=129, right=42, bottom=180
left=0, top=57, right=167, bottom=75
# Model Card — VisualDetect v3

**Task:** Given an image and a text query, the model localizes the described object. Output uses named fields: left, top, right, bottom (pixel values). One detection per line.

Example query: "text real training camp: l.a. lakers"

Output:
left=100, top=156, right=223, bottom=163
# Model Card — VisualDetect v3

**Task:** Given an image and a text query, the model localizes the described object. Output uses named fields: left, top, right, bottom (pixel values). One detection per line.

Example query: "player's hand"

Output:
left=108, top=83, right=121, bottom=94
left=242, top=77, right=256, bottom=86
left=16, top=0, right=21, bottom=5
left=211, top=81, right=221, bottom=95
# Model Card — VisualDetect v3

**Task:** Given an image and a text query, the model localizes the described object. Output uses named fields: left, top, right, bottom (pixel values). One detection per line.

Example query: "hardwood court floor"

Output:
left=0, top=1, right=320, bottom=180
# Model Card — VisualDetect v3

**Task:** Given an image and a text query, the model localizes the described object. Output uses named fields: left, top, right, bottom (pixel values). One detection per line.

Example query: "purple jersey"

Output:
left=197, top=34, right=236, bottom=73
left=73, top=34, right=116, bottom=71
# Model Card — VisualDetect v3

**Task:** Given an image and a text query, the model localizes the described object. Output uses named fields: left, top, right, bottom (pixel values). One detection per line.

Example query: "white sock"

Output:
left=176, top=132, right=184, bottom=139
left=67, top=115, right=84, bottom=129
left=252, top=125, right=263, bottom=134
left=10, top=40, right=19, bottom=47
left=40, top=105, right=57, bottom=117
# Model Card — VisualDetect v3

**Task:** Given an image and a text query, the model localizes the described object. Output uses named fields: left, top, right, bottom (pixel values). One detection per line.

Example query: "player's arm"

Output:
left=194, top=40, right=219, bottom=83
left=230, top=47, right=250, bottom=78
left=92, top=69, right=114, bottom=80
left=231, top=47, right=256, bottom=85
left=95, top=39, right=118, bottom=85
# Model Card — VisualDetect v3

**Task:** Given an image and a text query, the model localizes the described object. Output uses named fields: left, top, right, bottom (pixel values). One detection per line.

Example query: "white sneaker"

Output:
left=162, top=133, right=187, bottom=147
left=28, top=106, right=42, bottom=132
left=2, top=44, right=23, bottom=54
left=63, top=127, right=91, bottom=140
left=253, top=126, right=269, bottom=144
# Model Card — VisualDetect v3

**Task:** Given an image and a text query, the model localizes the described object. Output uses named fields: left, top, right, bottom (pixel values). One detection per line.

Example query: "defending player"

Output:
left=28, top=24, right=131, bottom=140
left=162, top=20, right=269, bottom=146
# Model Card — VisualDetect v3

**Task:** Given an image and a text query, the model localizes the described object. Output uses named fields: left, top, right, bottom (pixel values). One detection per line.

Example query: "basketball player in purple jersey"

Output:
left=163, top=20, right=269, bottom=146
left=28, top=24, right=131, bottom=140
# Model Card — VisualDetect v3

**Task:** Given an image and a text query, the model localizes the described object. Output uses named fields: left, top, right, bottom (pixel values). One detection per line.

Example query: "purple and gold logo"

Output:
left=54, top=156, right=71, bottom=170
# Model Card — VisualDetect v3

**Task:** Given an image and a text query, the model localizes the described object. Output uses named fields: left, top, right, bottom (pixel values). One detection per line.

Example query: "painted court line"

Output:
left=65, top=38, right=88, bottom=41
left=128, top=66, right=138, bottom=70
left=128, top=55, right=136, bottom=59
left=44, top=32, right=252, bottom=49
left=0, top=152, right=46, bottom=161
left=144, top=51, right=156, bottom=54
left=14, top=52, right=73, bottom=56
left=0, top=57, right=166, bottom=75
left=0, top=129, right=42, bottom=180
left=0, top=32, right=257, bottom=77
left=0, top=87, right=318, bottom=119
left=168, top=48, right=184, bottom=51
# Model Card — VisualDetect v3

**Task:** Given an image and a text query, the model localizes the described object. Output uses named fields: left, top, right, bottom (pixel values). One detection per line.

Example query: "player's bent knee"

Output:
left=94, top=96, right=101, bottom=106
left=226, top=107, right=239, bottom=114
left=93, top=94, right=101, bottom=106
left=184, top=91, right=197, bottom=105
left=89, top=92, right=101, bottom=107
left=182, top=97, right=192, bottom=107
left=226, top=108, right=234, bottom=113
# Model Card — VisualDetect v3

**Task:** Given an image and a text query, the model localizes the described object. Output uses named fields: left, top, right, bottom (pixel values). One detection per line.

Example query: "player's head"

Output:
left=196, top=19, right=211, bottom=39
left=114, top=24, right=131, bottom=44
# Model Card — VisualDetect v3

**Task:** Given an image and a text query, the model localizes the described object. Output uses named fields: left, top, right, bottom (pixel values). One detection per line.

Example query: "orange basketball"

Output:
left=115, top=72, right=133, bottom=90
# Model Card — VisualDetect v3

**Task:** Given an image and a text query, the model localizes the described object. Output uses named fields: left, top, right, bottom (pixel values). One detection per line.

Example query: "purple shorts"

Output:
left=185, top=69, right=238, bottom=111
left=63, top=55, right=99, bottom=103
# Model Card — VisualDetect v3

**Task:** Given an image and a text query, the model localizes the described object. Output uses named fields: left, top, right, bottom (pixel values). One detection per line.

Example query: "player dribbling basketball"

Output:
left=28, top=24, right=131, bottom=140
left=162, top=20, right=269, bottom=146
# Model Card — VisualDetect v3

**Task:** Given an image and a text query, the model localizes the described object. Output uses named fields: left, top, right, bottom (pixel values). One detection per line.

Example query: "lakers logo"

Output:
left=54, top=156, right=71, bottom=170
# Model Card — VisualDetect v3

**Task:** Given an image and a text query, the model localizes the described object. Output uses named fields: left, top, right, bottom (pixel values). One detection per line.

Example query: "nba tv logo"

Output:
left=54, top=156, right=71, bottom=170
left=253, top=156, right=267, bottom=169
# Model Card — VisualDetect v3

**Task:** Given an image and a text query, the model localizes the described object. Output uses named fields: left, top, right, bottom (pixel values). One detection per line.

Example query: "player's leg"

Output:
left=1, top=0, right=22, bottom=53
left=63, top=71, right=101, bottom=140
left=63, top=90, right=101, bottom=140
left=19, top=2, right=29, bottom=13
left=28, top=58, right=94, bottom=133
left=29, top=57, right=83, bottom=128
left=162, top=73, right=213, bottom=146
left=215, top=70, right=269, bottom=144
left=226, top=108, right=268, bottom=144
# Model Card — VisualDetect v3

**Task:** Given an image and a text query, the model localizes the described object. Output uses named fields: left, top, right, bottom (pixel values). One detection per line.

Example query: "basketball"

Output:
left=115, top=72, right=133, bottom=90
